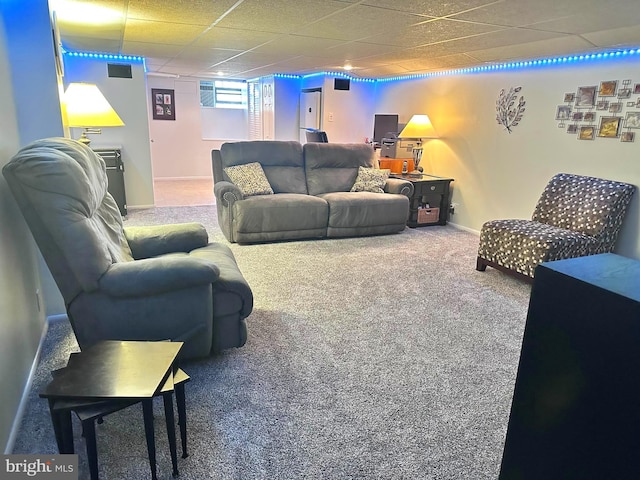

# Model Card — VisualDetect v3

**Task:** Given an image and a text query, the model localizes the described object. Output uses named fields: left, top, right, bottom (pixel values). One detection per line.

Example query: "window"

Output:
left=200, top=80, right=247, bottom=109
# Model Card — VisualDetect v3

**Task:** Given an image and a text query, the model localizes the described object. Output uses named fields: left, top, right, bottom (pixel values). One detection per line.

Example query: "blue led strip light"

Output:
left=377, top=48, right=640, bottom=82
left=66, top=47, right=640, bottom=82
left=64, top=51, right=145, bottom=63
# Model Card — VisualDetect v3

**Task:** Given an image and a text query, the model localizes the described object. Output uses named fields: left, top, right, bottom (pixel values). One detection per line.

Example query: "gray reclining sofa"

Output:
left=212, top=141, right=414, bottom=244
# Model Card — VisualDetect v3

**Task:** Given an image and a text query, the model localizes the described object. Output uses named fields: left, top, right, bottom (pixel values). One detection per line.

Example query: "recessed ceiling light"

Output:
left=343, top=64, right=353, bottom=71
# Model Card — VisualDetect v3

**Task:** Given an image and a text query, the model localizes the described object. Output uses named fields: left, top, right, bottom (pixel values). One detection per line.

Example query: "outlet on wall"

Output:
left=328, top=112, right=334, bottom=122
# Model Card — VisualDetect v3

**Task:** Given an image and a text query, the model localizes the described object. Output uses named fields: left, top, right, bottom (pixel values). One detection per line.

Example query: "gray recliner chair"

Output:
left=3, top=137, right=253, bottom=360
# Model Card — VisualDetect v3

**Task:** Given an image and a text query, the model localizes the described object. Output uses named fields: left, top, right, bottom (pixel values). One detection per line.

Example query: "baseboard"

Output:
left=448, top=221, right=480, bottom=235
left=153, top=176, right=212, bottom=182
left=3, top=316, right=61, bottom=453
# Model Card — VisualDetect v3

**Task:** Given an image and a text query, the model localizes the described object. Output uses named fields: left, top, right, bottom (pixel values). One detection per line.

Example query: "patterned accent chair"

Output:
left=476, top=173, right=636, bottom=282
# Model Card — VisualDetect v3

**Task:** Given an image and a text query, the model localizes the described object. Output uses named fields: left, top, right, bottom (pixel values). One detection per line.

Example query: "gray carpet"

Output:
left=12, top=206, right=532, bottom=479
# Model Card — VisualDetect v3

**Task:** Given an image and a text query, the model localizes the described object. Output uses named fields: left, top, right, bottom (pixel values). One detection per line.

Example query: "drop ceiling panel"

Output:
left=214, top=0, right=353, bottom=34
left=251, top=35, right=345, bottom=57
left=531, top=8, right=640, bottom=36
left=126, top=0, right=238, bottom=25
left=583, top=24, right=640, bottom=48
left=121, top=42, right=186, bottom=58
left=364, top=18, right=503, bottom=48
left=123, top=19, right=208, bottom=45
left=469, top=35, right=600, bottom=63
left=360, top=0, right=502, bottom=18
left=451, top=0, right=600, bottom=27
left=291, top=5, right=420, bottom=42
left=192, top=27, right=279, bottom=51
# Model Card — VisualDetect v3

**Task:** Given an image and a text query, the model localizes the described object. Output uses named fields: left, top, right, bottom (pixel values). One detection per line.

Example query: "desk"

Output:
left=40, top=341, right=186, bottom=480
left=391, top=173, right=454, bottom=227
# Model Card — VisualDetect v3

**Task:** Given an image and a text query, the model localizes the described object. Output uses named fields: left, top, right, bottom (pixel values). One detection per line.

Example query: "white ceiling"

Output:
left=51, top=0, right=640, bottom=80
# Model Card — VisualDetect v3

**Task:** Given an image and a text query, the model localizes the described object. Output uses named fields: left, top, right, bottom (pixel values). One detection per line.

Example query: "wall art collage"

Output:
left=555, top=79, right=640, bottom=142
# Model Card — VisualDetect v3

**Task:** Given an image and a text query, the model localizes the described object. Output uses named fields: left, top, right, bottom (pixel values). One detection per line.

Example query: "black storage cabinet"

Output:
left=93, top=148, right=127, bottom=216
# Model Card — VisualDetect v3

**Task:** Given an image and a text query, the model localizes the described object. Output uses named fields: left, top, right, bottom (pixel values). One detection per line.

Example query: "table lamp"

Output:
left=62, top=83, right=125, bottom=146
left=398, top=114, right=438, bottom=175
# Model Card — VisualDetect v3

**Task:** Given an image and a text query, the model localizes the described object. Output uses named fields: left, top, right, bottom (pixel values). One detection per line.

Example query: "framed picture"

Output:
left=556, top=105, right=572, bottom=120
left=624, top=111, right=640, bottom=128
left=584, top=112, right=595, bottom=122
left=598, top=80, right=617, bottom=97
left=564, top=93, right=575, bottom=102
left=627, top=101, right=636, bottom=107
left=572, top=112, right=583, bottom=121
left=151, top=88, right=175, bottom=120
left=621, top=131, right=635, bottom=142
left=618, top=88, right=631, bottom=99
left=597, top=116, right=621, bottom=138
left=596, top=100, right=609, bottom=111
left=576, top=86, right=597, bottom=107
left=634, top=83, right=640, bottom=94
left=578, top=126, right=595, bottom=140
left=609, top=102, right=623, bottom=113
left=567, top=124, right=578, bottom=134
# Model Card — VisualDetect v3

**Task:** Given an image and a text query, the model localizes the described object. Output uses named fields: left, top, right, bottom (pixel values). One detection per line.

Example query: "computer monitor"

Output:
left=373, top=114, right=399, bottom=144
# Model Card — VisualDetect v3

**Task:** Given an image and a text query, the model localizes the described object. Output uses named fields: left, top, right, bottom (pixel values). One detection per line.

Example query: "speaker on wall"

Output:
left=334, top=78, right=350, bottom=90
left=108, top=63, right=133, bottom=79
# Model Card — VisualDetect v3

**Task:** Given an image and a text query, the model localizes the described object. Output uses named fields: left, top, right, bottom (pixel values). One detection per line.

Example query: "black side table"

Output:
left=391, top=173, right=454, bottom=227
left=40, top=341, right=188, bottom=480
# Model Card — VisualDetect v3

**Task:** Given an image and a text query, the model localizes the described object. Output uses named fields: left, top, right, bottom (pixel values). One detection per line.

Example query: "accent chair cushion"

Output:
left=224, top=162, right=274, bottom=196
left=350, top=167, right=390, bottom=193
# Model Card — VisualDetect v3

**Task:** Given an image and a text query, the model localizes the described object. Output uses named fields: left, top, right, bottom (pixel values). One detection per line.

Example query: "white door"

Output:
left=299, top=91, right=321, bottom=142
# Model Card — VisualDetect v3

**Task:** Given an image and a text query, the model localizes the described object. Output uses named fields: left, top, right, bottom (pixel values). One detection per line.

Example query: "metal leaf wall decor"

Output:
left=496, top=86, right=526, bottom=133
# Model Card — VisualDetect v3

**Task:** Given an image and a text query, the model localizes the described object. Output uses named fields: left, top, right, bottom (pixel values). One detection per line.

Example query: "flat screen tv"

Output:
left=373, top=114, right=399, bottom=143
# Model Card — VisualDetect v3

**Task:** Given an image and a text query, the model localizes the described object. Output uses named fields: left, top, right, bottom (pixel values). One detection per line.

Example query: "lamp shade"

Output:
left=62, top=83, right=124, bottom=127
left=399, top=114, right=438, bottom=139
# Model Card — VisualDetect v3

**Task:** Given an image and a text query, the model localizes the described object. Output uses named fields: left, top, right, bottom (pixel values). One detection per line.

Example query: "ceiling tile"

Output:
left=291, top=4, right=420, bottom=42
left=123, top=19, right=209, bottom=45
left=469, top=35, right=599, bottom=63
left=126, top=0, right=239, bottom=25
left=192, top=27, right=278, bottom=51
left=214, top=0, right=353, bottom=34
left=361, top=0, right=501, bottom=18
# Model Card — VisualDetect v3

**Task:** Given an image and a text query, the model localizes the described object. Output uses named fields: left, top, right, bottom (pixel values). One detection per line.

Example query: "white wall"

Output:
left=321, top=77, right=377, bottom=144
left=0, top=0, right=61, bottom=452
left=63, top=55, right=155, bottom=207
left=375, top=58, right=640, bottom=259
left=148, top=77, right=230, bottom=179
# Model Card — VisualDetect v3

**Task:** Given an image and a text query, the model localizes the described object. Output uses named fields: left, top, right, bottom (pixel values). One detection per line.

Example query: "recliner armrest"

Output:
left=385, top=178, right=414, bottom=197
left=99, top=256, right=220, bottom=297
left=214, top=181, right=244, bottom=206
left=124, top=223, right=209, bottom=259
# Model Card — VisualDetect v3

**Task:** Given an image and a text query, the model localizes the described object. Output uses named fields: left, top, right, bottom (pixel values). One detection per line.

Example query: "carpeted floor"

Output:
left=12, top=206, right=532, bottom=479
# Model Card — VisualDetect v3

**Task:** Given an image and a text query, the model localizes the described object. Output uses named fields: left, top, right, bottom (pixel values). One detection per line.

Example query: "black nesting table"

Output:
left=40, top=341, right=189, bottom=480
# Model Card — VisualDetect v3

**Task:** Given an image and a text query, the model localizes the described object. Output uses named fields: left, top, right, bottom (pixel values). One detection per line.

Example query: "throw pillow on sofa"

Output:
left=224, top=162, right=274, bottom=196
left=350, top=166, right=390, bottom=193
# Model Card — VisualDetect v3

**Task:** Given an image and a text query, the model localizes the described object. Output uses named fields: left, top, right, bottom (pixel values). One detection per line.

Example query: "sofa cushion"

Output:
left=350, top=167, right=390, bottom=193
left=220, top=141, right=307, bottom=194
left=304, top=143, right=375, bottom=196
left=224, top=162, right=274, bottom=196
left=232, top=193, right=328, bottom=236
left=320, top=191, right=409, bottom=237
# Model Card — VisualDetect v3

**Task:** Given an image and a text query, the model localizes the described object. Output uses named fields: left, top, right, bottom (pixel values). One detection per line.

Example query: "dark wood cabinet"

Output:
left=391, top=173, right=453, bottom=227
left=93, top=148, right=127, bottom=216
left=499, top=253, right=640, bottom=480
